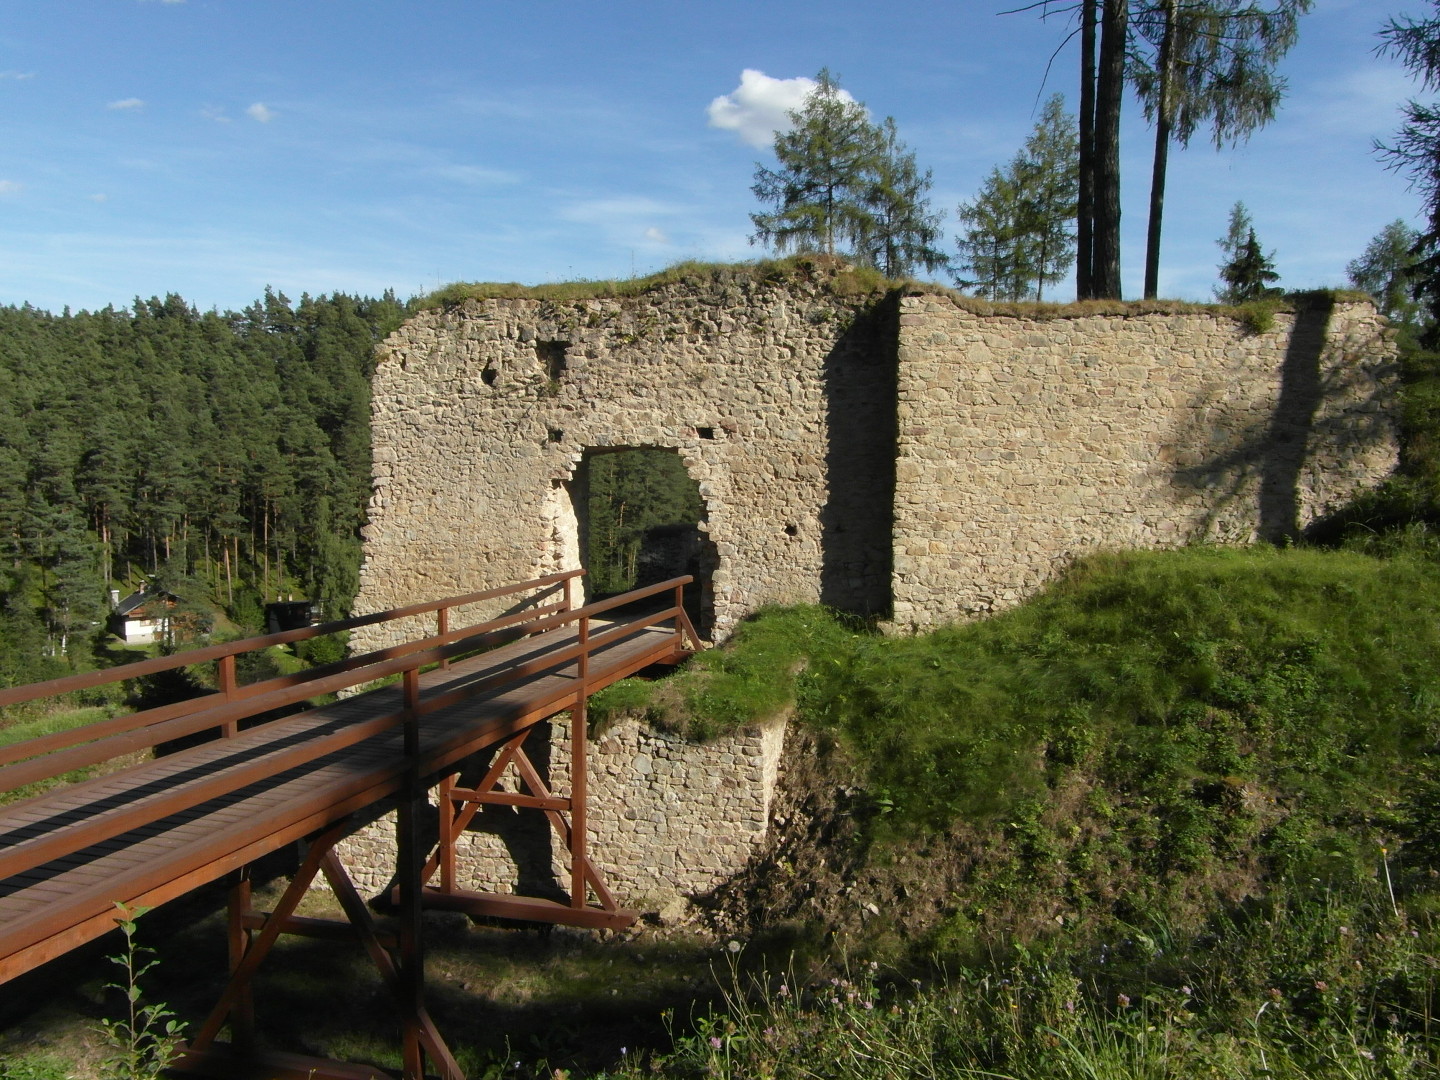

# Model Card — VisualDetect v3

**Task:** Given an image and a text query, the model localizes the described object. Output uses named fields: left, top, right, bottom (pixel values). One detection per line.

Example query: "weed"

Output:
left=97, top=904, right=186, bottom=1080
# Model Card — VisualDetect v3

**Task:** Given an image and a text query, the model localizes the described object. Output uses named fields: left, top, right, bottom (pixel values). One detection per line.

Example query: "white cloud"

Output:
left=644, top=227, right=669, bottom=244
left=88, top=193, right=108, bottom=203
left=0, top=181, right=22, bottom=196
left=707, top=69, right=855, bottom=148
left=246, top=102, right=275, bottom=123
left=202, top=106, right=232, bottom=123
left=431, top=163, right=519, bottom=186
left=0, top=71, right=35, bottom=81
left=107, top=97, right=144, bottom=111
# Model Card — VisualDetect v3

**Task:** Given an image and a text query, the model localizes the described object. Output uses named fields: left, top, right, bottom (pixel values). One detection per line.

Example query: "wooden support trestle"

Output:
left=172, top=820, right=463, bottom=1080
left=406, top=705, right=637, bottom=931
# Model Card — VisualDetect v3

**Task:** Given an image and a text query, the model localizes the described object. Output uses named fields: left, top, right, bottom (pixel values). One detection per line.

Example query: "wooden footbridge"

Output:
left=0, top=571, right=699, bottom=1080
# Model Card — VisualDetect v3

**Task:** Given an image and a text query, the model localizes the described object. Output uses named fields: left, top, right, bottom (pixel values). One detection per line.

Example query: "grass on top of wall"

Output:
left=417, top=256, right=1369, bottom=323
left=415, top=255, right=897, bottom=310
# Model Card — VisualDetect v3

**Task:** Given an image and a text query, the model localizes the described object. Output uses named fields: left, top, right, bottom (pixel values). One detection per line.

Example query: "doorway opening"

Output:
left=573, top=446, right=714, bottom=639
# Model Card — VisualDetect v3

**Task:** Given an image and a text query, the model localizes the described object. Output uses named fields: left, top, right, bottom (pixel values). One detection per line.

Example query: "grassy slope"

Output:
left=600, top=544, right=1440, bottom=882
left=584, top=543, right=1440, bottom=1078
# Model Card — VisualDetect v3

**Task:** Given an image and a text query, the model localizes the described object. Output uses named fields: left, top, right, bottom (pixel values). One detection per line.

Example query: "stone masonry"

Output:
left=348, top=269, right=1398, bottom=912
left=890, top=293, right=1396, bottom=626
left=337, top=715, right=786, bottom=912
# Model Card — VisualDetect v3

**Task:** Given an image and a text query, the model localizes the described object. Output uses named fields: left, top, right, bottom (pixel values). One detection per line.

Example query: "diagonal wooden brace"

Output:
left=188, top=821, right=350, bottom=1053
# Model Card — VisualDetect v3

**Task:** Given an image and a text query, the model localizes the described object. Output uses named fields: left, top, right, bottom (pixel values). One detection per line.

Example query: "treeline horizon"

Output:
left=0, top=288, right=410, bottom=686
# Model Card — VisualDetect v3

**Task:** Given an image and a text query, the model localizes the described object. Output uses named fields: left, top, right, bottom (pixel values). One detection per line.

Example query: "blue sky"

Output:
left=0, top=0, right=1429, bottom=313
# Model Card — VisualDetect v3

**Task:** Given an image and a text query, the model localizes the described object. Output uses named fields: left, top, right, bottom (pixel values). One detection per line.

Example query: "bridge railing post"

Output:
left=218, top=654, right=238, bottom=738
left=398, top=664, right=425, bottom=1078
left=436, top=606, right=449, bottom=671
left=571, top=613, right=589, bottom=909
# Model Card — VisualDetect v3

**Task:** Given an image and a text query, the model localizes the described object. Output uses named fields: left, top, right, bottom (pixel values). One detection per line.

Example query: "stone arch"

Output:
left=567, top=444, right=717, bottom=639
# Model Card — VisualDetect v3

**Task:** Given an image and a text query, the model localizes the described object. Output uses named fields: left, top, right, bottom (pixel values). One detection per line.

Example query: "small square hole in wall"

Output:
left=784, top=523, right=798, bottom=536
left=537, top=340, right=570, bottom=381
left=548, top=428, right=564, bottom=444
left=481, top=365, right=498, bottom=386
left=696, top=426, right=715, bottom=440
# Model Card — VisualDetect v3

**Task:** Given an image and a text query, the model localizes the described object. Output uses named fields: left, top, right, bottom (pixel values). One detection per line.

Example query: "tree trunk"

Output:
left=1093, top=0, right=1127, bottom=300
left=1144, top=0, right=1176, bottom=300
left=1078, top=0, right=1098, bottom=299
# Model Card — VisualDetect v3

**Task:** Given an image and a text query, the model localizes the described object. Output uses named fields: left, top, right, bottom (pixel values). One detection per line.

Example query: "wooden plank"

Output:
left=0, top=610, right=686, bottom=983
left=409, top=887, right=637, bottom=930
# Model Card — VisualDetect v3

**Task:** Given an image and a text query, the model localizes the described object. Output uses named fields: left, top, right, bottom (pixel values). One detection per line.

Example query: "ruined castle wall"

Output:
left=348, top=280, right=1396, bottom=911
left=353, top=273, right=896, bottom=653
left=890, top=294, right=1397, bottom=628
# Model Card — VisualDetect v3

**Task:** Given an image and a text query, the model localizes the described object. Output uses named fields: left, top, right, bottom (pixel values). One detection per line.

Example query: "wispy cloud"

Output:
left=708, top=69, right=856, bottom=148
left=558, top=195, right=691, bottom=251
left=88, top=193, right=108, bottom=203
left=246, top=102, right=274, bottom=123
left=430, top=163, right=519, bottom=186
left=0, top=181, right=23, bottom=196
left=0, top=71, right=35, bottom=81
left=201, top=105, right=232, bottom=124
left=107, top=97, right=145, bottom=111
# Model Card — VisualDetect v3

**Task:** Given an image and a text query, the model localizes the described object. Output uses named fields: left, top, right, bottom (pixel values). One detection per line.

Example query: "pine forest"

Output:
left=0, top=290, right=408, bottom=685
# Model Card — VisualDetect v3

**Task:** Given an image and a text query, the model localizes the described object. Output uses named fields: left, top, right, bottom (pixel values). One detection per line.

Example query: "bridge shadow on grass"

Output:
left=0, top=864, right=791, bottom=1079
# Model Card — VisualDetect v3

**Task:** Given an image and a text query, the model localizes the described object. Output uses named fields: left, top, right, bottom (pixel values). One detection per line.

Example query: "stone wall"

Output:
left=890, top=293, right=1396, bottom=627
left=354, top=270, right=897, bottom=653
left=336, top=715, right=786, bottom=911
left=356, top=276, right=1396, bottom=647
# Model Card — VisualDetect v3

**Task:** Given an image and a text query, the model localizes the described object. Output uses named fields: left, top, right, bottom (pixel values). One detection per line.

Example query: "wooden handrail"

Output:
left=0, top=570, right=583, bottom=710
left=0, top=575, right=693, bottom=797
left=0, top=598, right=569, bottom=771
left=0, top=577, right=696, bottom=882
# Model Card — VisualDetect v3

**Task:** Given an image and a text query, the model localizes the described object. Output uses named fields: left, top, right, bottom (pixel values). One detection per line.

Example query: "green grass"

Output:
left=606, top=884, right=1440, bottom=1080
left=0, top=705, right=123, bottom=749
left=414, top=255, right=897, bottom=311
left=595, top=542, right=1440, bottom=948
left=599, top=544, right=1440, bottom=833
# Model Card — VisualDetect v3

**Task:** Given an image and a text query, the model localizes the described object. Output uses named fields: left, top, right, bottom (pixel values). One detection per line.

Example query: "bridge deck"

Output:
left=0, top=614, right=683, bottom=984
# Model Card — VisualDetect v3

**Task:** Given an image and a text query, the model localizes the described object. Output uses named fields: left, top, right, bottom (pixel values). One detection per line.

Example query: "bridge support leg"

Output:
left=173, top=820, right=463, bottom=1080
left=225, top=866, right=255, bottom=1052
left=408, top=719, right=635, bottom=930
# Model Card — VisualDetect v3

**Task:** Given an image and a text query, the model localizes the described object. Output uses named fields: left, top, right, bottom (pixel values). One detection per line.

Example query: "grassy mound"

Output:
left=587, top=542, right=1440, bottom=1079
left=598, top=543, right=1440, bottom=932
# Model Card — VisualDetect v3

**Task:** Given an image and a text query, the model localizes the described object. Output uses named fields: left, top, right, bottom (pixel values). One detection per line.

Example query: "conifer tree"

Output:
left=751, top=71, right=945, bottom=277
left=1131, top=0, right=1311, bottom=299
left=955, top=95, right=1078, bottom=302
left=858, top=119, right=948, bottom=278
left=1378, top=2, right=1440, bottom=346
left=1347, top=219, right=1424, bottom=333
left=1215, top=203, right=1280, bottom=302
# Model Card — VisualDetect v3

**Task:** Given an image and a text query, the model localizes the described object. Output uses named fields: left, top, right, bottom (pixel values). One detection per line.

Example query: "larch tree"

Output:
left=858, top=118, right=949, bottom=278
left=750, top=71, right=945, bottom=277
left=1347, top=219, right=1424, bottom=334
left=1131, top=0, right=1311, bottom=300
left=1378, top=1, right=1440, bottom=347
left=955, top=95, right=1078, bottom=302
